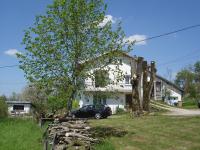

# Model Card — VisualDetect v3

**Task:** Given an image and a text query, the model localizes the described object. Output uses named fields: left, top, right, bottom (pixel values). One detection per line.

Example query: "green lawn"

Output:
left=0, top=118, right=43, bottom=150
left=1, top=114, right=200, bottom=150
left=89, top=114, right=200, bottom=150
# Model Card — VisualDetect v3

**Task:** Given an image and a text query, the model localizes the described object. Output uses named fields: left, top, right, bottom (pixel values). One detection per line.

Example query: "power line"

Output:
left=158, top=49, right=200, bottom=66
left=0, top=24, right=200, bottom=69
left=136, top=24, right=200, bottom=43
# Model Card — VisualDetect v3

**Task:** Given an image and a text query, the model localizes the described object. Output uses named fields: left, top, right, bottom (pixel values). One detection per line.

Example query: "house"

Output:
left=153, top=75, right=184, bottom=104
left=78, top=52, right=183, bottom=113
left=6, top=101, right=32, bottom=116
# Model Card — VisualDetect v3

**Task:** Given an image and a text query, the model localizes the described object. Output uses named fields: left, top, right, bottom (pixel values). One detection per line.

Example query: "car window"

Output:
left=95, top=105, right=104, bottom=109
left=81, top=106, right=88, bottom=110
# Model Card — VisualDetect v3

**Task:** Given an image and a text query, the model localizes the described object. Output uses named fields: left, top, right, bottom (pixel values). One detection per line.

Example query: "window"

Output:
left=156, top=82, right=161, bottom=92
left=124, top=75, right=131, bottom=84
left=13, top=105, right=24, bottom=111
left=93, top=94, right=107, bottom=105
left=95, top=70, right=110, bottom=87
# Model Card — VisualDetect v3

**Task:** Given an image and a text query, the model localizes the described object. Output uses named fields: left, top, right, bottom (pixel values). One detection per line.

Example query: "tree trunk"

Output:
left=142, top=61, right=149, bottom=111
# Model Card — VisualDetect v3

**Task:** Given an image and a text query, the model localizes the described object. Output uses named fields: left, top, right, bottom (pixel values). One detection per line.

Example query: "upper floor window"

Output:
left=95, top=70, right=110, bottom=87
left=108, top=58, right=122, bottom=65
left=124, top=75, right=131, bottom=84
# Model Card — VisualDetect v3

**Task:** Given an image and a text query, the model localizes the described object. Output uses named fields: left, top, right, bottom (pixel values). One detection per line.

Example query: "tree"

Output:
left=175, top=68, right=195, bottom=95
left=0, top=95, right=8, bottom=118
left=194, top=61, right=200, bottom=84
left=18, top=0, right=133, bottom=111
left=8, top=92, right=20, bottom=101
left=21, top=85, right=48, bottom=121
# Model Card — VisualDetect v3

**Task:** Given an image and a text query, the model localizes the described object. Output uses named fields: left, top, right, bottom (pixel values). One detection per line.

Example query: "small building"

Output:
left=6, top=101, right=32, bottom=116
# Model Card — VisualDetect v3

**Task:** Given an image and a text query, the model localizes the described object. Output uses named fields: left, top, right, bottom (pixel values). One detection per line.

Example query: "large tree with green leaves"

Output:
left=18, top=0, right=133, bottom=111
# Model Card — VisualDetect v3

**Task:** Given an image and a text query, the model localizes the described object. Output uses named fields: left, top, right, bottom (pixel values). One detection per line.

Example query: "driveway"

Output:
left=151, top=102, right=200, bottom=116
left=165, top=107, right=200, bottom=116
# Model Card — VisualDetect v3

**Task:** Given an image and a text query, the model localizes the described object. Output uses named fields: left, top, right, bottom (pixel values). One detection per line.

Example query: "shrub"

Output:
left=116, top=106, right=125, bottom=114
left=72, top=100, right=80, bottom=109
left=0, top=97, right=8, bottom=118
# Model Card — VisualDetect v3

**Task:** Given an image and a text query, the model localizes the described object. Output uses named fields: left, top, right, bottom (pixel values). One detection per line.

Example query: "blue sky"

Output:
left=1, top=0, right=200, bottom=96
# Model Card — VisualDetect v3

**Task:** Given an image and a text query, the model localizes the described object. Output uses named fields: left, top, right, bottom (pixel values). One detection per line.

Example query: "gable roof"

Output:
left=156, top=75, right=184, bottom=93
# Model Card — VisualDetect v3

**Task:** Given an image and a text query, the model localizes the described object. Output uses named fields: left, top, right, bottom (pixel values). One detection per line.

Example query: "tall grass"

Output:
left=0, top=118, right=43, bottom=150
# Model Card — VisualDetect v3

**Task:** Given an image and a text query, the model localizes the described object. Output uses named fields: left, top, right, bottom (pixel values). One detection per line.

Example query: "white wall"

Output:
left=80, top=93, right=125, bottom=114
left=169, top=89, right=182, bottom=102
left=85, top=56, right=133, bottom=92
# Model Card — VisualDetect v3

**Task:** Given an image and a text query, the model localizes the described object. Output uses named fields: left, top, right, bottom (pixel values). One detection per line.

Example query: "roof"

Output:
left=156, top=75, right=184, bottom=93
left=5, top=101, right=32, bottom=105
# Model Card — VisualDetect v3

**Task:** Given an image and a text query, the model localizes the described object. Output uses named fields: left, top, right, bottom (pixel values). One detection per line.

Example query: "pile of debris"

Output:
left=44, top=118, right=98, bottom=150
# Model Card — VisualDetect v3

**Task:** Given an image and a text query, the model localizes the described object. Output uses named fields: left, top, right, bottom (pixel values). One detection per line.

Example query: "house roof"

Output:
left=155, top=75, right=184, bottom=93
left=6, top=101, right=32, bottom=105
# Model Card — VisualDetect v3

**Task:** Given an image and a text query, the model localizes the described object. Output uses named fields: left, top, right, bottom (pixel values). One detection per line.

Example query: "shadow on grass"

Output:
left=90, top=126, right=129, bottom=138
left=90, top=127, right=130, bottom=150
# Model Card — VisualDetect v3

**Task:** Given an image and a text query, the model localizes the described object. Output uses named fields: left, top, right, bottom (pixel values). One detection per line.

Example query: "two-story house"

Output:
left=78, top=52, right=183, bottom=113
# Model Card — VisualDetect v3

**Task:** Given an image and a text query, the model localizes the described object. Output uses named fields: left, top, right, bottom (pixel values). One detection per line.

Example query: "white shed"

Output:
left=6, top=101, right=32, bottom=116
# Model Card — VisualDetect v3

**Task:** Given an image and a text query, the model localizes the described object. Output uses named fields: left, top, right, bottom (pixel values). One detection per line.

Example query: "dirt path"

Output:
left=151, top=102, right=200, bottom=116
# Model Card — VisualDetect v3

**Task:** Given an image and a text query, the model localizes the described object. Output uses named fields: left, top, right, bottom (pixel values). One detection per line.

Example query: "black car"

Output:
left=71, top=105, right=112, bottom=119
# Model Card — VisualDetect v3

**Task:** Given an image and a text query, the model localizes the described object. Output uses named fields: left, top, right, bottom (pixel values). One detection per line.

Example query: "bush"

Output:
left=72, top=100, right=80, bottom=109
left=0, top=97, right=8, bottom=118
left=116, top=106, right=125, bottom=114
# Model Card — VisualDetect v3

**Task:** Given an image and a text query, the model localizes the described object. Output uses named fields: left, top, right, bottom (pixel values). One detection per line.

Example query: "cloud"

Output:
left=98, top=15, right=117, bottom=27
left=4, top=49, right=21, bottom=57
left=123, top=34, right=147, bottom=45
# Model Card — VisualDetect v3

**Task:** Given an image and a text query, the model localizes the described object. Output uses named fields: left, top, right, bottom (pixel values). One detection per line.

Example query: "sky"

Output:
left=1, top=0, right=200, bottom=96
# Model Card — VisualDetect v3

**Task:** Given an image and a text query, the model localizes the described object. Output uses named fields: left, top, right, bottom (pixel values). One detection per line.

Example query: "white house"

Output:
left=78, top=52, right=183, bottom=113
left=6, top=101, right=32, bottom=116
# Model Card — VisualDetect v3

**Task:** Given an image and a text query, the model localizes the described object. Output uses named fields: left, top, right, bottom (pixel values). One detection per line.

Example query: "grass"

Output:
left=1, top=113, right=200, bottom=150
left=89, top=114, right=200, bottom=150
left=0, top=118, right=43, bottom=150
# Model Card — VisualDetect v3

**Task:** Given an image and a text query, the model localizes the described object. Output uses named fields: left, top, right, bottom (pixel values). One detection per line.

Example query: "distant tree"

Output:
left=175, top=68, right=195, bottom=94
left=194, top=61, right=200, bottom=83
left=18, top=0, right=133, bottom=111
left=21, top=85, right=48, bottom=121
left=8, top=92, right=20, bottom=101
left=0, top=95, right=8, bottom=118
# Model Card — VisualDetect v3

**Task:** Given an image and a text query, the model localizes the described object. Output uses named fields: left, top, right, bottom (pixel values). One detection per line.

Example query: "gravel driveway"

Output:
left=151, top=102, right=200, bottom=116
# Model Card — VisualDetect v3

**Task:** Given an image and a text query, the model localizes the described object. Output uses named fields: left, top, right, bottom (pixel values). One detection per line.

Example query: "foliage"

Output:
left=175, top=68, right=195, bottom=93
left=182, top=97, right=198, bottom=109
left=8, top=92, right=21, bottom=101
left=72, top=99, right=80, bottom=109
left=21, top=85, right=48, bottom=121
left=47, top=96, right=66, bottom=112
left=0, top=96, right=8, bottom=118
left=18, top=0, right=133, bottom=111
left=116, top=106, right=125, bottom=114
left=175, top=62, right=200, bottom=98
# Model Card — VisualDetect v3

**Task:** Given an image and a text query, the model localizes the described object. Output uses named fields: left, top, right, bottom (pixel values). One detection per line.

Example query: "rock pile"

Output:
left=45, top=118, right=98, bottom=150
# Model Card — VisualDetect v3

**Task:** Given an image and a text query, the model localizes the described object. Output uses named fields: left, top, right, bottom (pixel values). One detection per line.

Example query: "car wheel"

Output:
left=95, top=113, right=101, bottom=119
